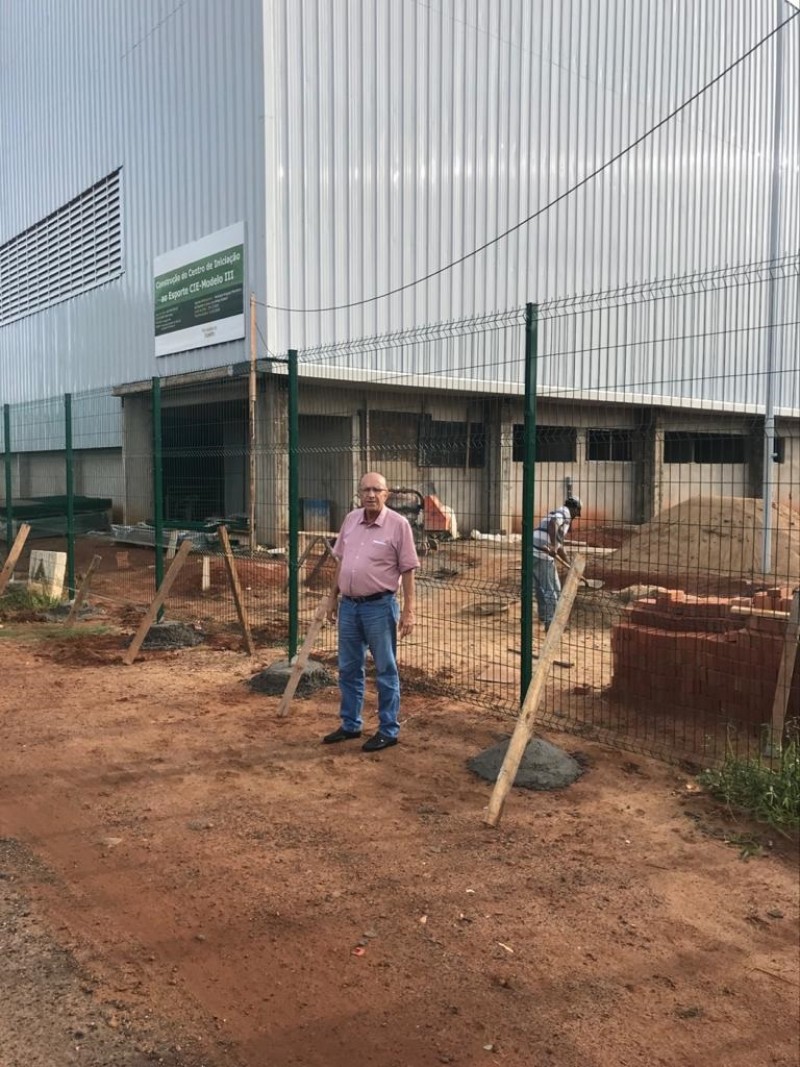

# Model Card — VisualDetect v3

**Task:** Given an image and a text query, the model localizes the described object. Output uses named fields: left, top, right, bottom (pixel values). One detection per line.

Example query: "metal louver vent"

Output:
left=0, top=169, right=122, bottom=326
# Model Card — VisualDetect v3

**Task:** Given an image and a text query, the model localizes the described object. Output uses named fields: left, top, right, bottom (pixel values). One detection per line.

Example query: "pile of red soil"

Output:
left=606, top=496, right=800, bottom=586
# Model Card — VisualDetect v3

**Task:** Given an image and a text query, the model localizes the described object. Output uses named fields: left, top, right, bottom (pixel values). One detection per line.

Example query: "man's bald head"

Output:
left=358, top=472, right=389, bottom=518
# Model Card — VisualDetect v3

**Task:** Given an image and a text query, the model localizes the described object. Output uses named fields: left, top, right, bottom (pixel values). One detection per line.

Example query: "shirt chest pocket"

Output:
left=364, top=536, right=395, bottom=563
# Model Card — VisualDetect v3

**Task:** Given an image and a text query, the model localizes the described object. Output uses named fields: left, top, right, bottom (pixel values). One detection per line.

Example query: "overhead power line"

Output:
left=261, top=7, right=799, bottom=316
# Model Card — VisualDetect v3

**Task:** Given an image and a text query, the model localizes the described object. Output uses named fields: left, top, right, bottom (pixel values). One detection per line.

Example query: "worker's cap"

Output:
left=564, top=496, right=582, bottom=514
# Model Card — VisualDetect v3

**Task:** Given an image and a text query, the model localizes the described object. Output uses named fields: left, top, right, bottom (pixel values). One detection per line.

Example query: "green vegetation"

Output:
left=0, top=584, right=61, bottom=613
left=698, top=736, right=800, bottom=832
left=0, top=621, right=112, bottom=641
left=0, top=586, right=112, bottom=640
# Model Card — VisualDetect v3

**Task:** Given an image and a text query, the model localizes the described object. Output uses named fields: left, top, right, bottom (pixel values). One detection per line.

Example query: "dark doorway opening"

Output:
left=161, top=400, right=247, bottom=523
left=299, top=415, right=352, bottom=531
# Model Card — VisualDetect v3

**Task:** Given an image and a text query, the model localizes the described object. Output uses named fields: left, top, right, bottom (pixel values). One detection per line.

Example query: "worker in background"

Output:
left=531, top=496, right=582, bottom=631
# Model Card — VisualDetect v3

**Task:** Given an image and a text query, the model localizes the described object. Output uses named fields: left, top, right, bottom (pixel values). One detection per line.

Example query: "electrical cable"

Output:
left=290, top=256, right=799, bottom=368
left=121, top=0, right=190, bottom=60
left=255, top=323, right=282, bottom=361
left=258, top=7, right=799, bottom=315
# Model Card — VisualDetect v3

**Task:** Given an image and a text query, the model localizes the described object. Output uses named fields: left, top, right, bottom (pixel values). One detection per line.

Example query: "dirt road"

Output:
left=0, top=631, right=797, bottom=1066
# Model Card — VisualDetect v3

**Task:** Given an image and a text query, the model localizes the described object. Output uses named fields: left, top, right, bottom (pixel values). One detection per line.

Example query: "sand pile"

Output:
left=607, top=496, right=800, bottom=584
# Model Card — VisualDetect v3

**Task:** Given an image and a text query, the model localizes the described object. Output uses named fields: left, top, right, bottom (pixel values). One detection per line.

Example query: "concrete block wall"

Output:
left=611, top=589, right=800, bottom=726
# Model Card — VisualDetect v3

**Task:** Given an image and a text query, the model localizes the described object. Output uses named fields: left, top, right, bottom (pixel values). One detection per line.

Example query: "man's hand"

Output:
left=398, top=610, right=415, bottom=639
left=322, top=596, right=338, bottom=624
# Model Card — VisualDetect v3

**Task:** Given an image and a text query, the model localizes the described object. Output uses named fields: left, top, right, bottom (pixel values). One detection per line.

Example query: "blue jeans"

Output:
left=531, top=551, right=561, bottom=631
left=338, top=595, right=401, bottom=739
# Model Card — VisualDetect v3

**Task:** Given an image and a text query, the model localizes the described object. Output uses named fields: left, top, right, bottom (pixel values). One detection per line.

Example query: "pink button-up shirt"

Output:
left=333, top=506, right=420, bottom=598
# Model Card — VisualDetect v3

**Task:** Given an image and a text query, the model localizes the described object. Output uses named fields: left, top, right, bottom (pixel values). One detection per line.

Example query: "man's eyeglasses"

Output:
left=359, top=486, right=387, bottom=495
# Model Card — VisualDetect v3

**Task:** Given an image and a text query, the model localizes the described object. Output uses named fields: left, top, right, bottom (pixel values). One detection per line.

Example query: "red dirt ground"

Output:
left=0, top=627, right=798, bottom=1067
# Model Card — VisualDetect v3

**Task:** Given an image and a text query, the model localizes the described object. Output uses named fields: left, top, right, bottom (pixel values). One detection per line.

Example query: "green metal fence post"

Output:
left=520, top=303, right=539, bottom=704
left=3, top=405, right=12, bottom=548
left=288, top=349, right=299, bottom=660
left=64, top=392, right=75, bottom=598
left=152, top=377, right=164, bottom=607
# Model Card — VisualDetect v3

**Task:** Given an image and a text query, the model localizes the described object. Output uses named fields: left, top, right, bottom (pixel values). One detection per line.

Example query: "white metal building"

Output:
left=1, top=0, right=798, bottom=535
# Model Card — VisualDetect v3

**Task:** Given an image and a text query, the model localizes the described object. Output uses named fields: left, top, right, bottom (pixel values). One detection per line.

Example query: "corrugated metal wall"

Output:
left=0, top=0, right=265, bottom=403
left=1, top=1, right=798, bottom=416
left=263, top=0, right=799, bottom=414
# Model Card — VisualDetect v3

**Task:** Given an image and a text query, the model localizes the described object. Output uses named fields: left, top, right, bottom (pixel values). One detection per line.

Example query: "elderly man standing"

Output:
left=321, top=472, right=419, bottom=752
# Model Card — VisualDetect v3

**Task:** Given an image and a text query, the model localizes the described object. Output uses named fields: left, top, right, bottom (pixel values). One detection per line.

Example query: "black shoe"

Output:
left=322, top=726, right=362, bottom=744
left=362, top=732, right=398, bottom=753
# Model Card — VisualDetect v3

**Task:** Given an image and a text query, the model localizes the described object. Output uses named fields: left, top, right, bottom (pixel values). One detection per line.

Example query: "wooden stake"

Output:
left=484, top=554, right=586, bottom=828
left=298, top=533, right=336, bottom=587
left=731, top=604, right=791, bottom=620
left=767, top=589, right=800, bottom=754
left=201, top=555, right=211, bottom=591
left=122, top=538, right=192, bottom=665
left=0, top=522, right=31, bottom=596
left=218, top=525, right=255, bottom=656
left=277, top=610, right=327, bottom=718
left=65, top=554, right=101, bottom=626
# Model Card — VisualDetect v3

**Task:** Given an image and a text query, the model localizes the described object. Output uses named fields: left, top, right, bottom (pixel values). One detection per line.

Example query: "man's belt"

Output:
left=342, top=590, right=394, bottom=603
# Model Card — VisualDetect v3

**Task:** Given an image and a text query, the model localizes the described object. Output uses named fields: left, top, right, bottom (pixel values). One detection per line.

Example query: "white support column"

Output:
left=121, top=394, right=153, bottom=524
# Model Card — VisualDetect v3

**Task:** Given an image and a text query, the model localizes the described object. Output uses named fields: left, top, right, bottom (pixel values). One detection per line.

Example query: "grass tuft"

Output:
left=0, top=584, right=61, bottom=613
left=698, top=734, right=800, bottom=831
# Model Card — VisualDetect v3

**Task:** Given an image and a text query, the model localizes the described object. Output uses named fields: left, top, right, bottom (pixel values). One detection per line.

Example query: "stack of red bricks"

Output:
left=610, top=587, right=799, bottom=725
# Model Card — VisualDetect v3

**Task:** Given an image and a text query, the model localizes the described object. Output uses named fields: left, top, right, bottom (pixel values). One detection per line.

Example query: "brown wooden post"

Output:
left=484, top=555, right=587, bottom=828
left=122, top=538, right=193, bottom=665
left=0, top=522, right=31, bottom=596
left=65, top=554, right=102, bottom=626
left=767, top=589, right=800, bottom=755
left=218, top=525, right=255, bottom=656
left=277, top=611, right=326, bottom=718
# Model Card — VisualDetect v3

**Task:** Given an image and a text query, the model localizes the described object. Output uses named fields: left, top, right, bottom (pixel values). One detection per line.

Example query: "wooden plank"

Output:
left=0, top=523, right=31, bottom=596
left=297, top=533, right=325, bottom=571
left=65, top=554, right=102, bottom=626
left=556, top=557, right=602, bottom=589
left=277, top=611, right=327, bottom=718
left=301, top=535, right=336, bottom=588
left=730, top=604, right=791, bottom=620
left=166, top=529, right=179, bottom=560
left=768, top=589, right=800, bottom=752
left=122, top=538, right=193, bottom=665
left=484, top=554, right=586, bottom=828
left=218, top=524, right=256, bottom=656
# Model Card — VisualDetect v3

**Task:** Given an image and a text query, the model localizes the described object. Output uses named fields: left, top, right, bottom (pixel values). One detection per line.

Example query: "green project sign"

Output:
left=154, top=223, right=245, bottom=356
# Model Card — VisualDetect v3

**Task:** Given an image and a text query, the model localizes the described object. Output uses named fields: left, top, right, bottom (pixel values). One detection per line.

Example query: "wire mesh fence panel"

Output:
left=1, top=395, right=71, bottom=604
left=290, top=274, right=799, bottom=765
left=1, top=271, right=797, bottom=765
left=66, top=388, right=130, bottom=618
left=0, top=388, right=143, bottom=619
left=528, top=272, right=800, bottom=764
left=291, top=315, right=530, bottom=726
